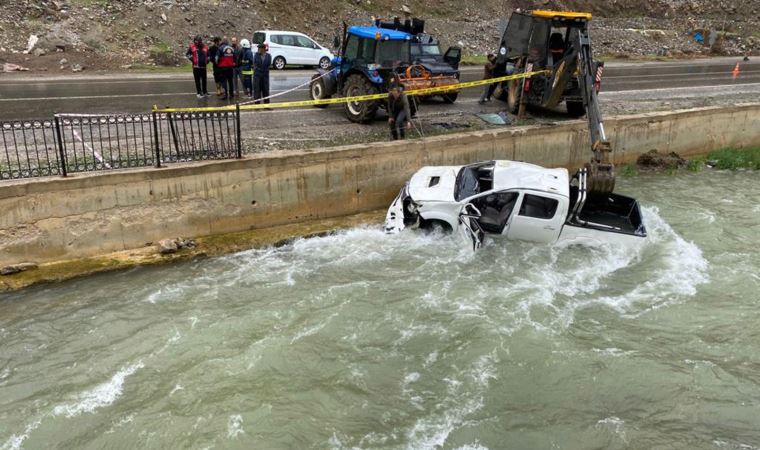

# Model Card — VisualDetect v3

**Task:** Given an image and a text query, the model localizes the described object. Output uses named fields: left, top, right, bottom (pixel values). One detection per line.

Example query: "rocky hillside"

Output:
left=1, top=0, right=758, bottom=72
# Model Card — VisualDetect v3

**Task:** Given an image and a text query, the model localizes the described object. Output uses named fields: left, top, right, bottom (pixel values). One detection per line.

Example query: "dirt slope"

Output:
left=0, top=0, right=757, bottom=72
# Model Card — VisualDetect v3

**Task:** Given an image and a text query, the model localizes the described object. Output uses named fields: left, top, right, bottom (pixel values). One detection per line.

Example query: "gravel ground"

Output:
left=237, top=83, right=760, bottom=153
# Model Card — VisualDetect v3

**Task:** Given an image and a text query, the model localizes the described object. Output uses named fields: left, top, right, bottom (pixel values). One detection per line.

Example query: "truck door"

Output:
left=444, top=47, right=461, bottom=69
left=468, top=191, right=519, bottom=236
left=458, top=203, right=484, bottom=251
left=506, top=193, right=565, bottom=243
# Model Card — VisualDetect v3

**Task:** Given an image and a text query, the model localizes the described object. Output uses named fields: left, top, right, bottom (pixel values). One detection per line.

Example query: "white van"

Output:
left=252, top=30, right=334, bottom=70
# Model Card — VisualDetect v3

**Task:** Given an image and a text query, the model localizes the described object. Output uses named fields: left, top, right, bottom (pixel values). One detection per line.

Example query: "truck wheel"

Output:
left=441, top=92, right=458, bottom=104
left=309, top=75, right=330, bottom=108
left=343, top=74, right=380, bottom=124
left=566, top=101, right=586, bottom=117
left=273, top=56, right=286, bottom=70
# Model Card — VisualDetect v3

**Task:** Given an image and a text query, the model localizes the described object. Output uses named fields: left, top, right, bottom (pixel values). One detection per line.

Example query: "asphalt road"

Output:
left=0, top=57, right=758, bottom=121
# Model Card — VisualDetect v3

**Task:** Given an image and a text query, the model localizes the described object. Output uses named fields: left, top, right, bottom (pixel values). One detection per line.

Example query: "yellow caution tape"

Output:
left=153, top=70, right=551, bottom=114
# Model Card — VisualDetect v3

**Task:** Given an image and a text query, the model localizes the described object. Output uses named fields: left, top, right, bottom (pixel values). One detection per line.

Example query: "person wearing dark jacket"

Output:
left=387, top=82, right=412, bottom=140
left=215, top=37, right=236, bottom=100
left=239, top=39, right=255, bottom=97
left=186, top=35, right=209, bottom=98
left=208, top=37, right=223, bottom=97
left=478, top=53, right=498, bottom=104
left=253, top=43, right=272, bottom=104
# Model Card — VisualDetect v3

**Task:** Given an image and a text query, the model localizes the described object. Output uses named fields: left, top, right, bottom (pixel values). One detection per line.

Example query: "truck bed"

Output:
left=569, top=191, right=647, bottom=237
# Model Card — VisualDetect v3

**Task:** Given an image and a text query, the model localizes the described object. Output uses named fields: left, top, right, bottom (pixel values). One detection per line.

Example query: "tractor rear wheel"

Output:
left=343, top=74, right=380, bottom=123
left=566, top=101, right=586, bottom=117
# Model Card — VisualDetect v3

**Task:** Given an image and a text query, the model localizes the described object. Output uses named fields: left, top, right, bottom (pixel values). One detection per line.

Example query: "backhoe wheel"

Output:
left=441, top=91, right=458, bottom=104
left=566, top=101, right=586, bottom=117
left=309, top=75, right=330, bottom=108
left=343, top=74, right=380, bottom=123
left=506, top=79, right=521, bottom=113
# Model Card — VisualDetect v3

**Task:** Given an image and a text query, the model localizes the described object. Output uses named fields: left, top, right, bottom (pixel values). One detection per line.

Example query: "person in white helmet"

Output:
left=239, top=39, right=255, bottom=97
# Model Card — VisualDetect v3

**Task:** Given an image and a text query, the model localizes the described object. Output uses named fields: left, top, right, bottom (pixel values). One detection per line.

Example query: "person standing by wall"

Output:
left=253, top=43, right=272, bottom=104
left=387, top=82, right=412, bottom=140
left=231, top=37, right=243, bottom=96
left=215, top=37, right=236, bottom=100
left=239, top=39, right=254, bottom=98
left=186, top=35, right=209, bottom=98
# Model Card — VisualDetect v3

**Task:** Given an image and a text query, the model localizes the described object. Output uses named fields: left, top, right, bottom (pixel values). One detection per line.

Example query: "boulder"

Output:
left=0, top=263, right=38, bottom=276
left=157, top=239, right=178, bottom=254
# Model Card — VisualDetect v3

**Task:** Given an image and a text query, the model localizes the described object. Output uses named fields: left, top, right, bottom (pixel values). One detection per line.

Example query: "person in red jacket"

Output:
left=186, top=35, right=210, bottom=98
left=215, top=37, right=236, bottom=100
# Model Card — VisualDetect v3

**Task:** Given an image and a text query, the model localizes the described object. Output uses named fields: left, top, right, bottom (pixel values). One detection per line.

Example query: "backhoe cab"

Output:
left=494, top=10, right=615, bottom=194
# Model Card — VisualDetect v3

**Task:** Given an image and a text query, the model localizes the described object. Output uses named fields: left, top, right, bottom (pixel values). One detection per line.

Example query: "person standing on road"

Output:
left=478, top=53, right=498, bottom=104
left=215, top=37, right=236, bottom=100
left=231, top=37, right=243, bottom=96
left=239, top=39, right=254, bottom=97
left=387, top=82, right=412, bottom=140
left=186, top=35, right=210, bottom=98
left=208, top=37, right=224, bottom=97
left=253, top=43, right=272, bottom=104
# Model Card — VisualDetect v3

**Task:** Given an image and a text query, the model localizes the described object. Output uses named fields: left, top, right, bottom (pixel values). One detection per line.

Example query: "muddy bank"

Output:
left=0, top=210, right=384, bottom=293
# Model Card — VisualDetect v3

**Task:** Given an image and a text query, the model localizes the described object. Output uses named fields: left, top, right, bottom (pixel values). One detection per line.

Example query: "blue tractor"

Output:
left=309, top=18, right=462, bottom=123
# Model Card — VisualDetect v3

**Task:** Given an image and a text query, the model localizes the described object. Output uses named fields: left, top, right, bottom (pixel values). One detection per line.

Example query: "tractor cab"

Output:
left=309, top=17, right=462, bottom=123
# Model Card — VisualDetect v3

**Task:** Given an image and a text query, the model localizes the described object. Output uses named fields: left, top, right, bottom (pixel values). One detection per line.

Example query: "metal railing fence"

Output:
left=1, top=106, right=242, bottom=181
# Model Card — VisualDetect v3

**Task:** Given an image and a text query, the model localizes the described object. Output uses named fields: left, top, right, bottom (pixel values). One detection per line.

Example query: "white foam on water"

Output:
left=1, top=418, right=41, bottom=450
left=592, top=347, right=636, bottom=358
left=104, top=413, right=135, bottom=434
left=403, top=350, right=499, bottom=449
left=226, top=414, right=245, bottom=439
left=169, top=384, right=184, bottom=396
left=595, top=206, right=709, bottom=317
left=52, top=361, right=144, bottom=418
left=596, top=416, right=628, bottom=443
left=454, top=444, right=489, bottom=450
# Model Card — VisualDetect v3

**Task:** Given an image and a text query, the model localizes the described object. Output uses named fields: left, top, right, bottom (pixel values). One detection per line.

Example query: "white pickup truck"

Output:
left=384, top=160, right=647, bottom=249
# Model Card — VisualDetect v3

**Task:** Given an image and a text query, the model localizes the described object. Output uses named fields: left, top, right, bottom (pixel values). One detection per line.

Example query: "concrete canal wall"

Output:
left=1, top=103, right=759, bottom=267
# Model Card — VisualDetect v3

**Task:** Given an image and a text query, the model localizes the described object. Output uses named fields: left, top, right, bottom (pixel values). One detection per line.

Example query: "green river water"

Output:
left=1, top=170, right=759, bottom=450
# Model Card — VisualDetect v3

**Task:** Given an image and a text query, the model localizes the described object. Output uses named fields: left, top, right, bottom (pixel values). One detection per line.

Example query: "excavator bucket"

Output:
left=586, top=162, right=616, bottom=195
left=586, top=140, right=615, bottom=194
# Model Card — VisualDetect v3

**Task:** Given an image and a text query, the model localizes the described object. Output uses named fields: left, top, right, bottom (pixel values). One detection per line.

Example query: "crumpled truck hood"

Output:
left=408, top=166, right=460, bottom=202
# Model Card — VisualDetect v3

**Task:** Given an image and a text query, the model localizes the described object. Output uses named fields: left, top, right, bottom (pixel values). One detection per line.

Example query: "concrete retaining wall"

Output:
left=2, top=104, right=759, bottom=267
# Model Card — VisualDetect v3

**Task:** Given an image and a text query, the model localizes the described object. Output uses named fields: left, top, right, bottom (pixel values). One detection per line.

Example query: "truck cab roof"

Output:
left=347, top=26, right=412, bottom=41
left=491, top=161, right=569, bottom=197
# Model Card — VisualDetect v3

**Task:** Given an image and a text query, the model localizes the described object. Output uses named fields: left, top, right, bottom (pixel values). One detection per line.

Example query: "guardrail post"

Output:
left=167, top=112, right=180, bottom=161
left=54, top=115, right=67, bottom=177
left=152, top=112, right=161, bottom=168
left=236, top=104, right=242, bottom=159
